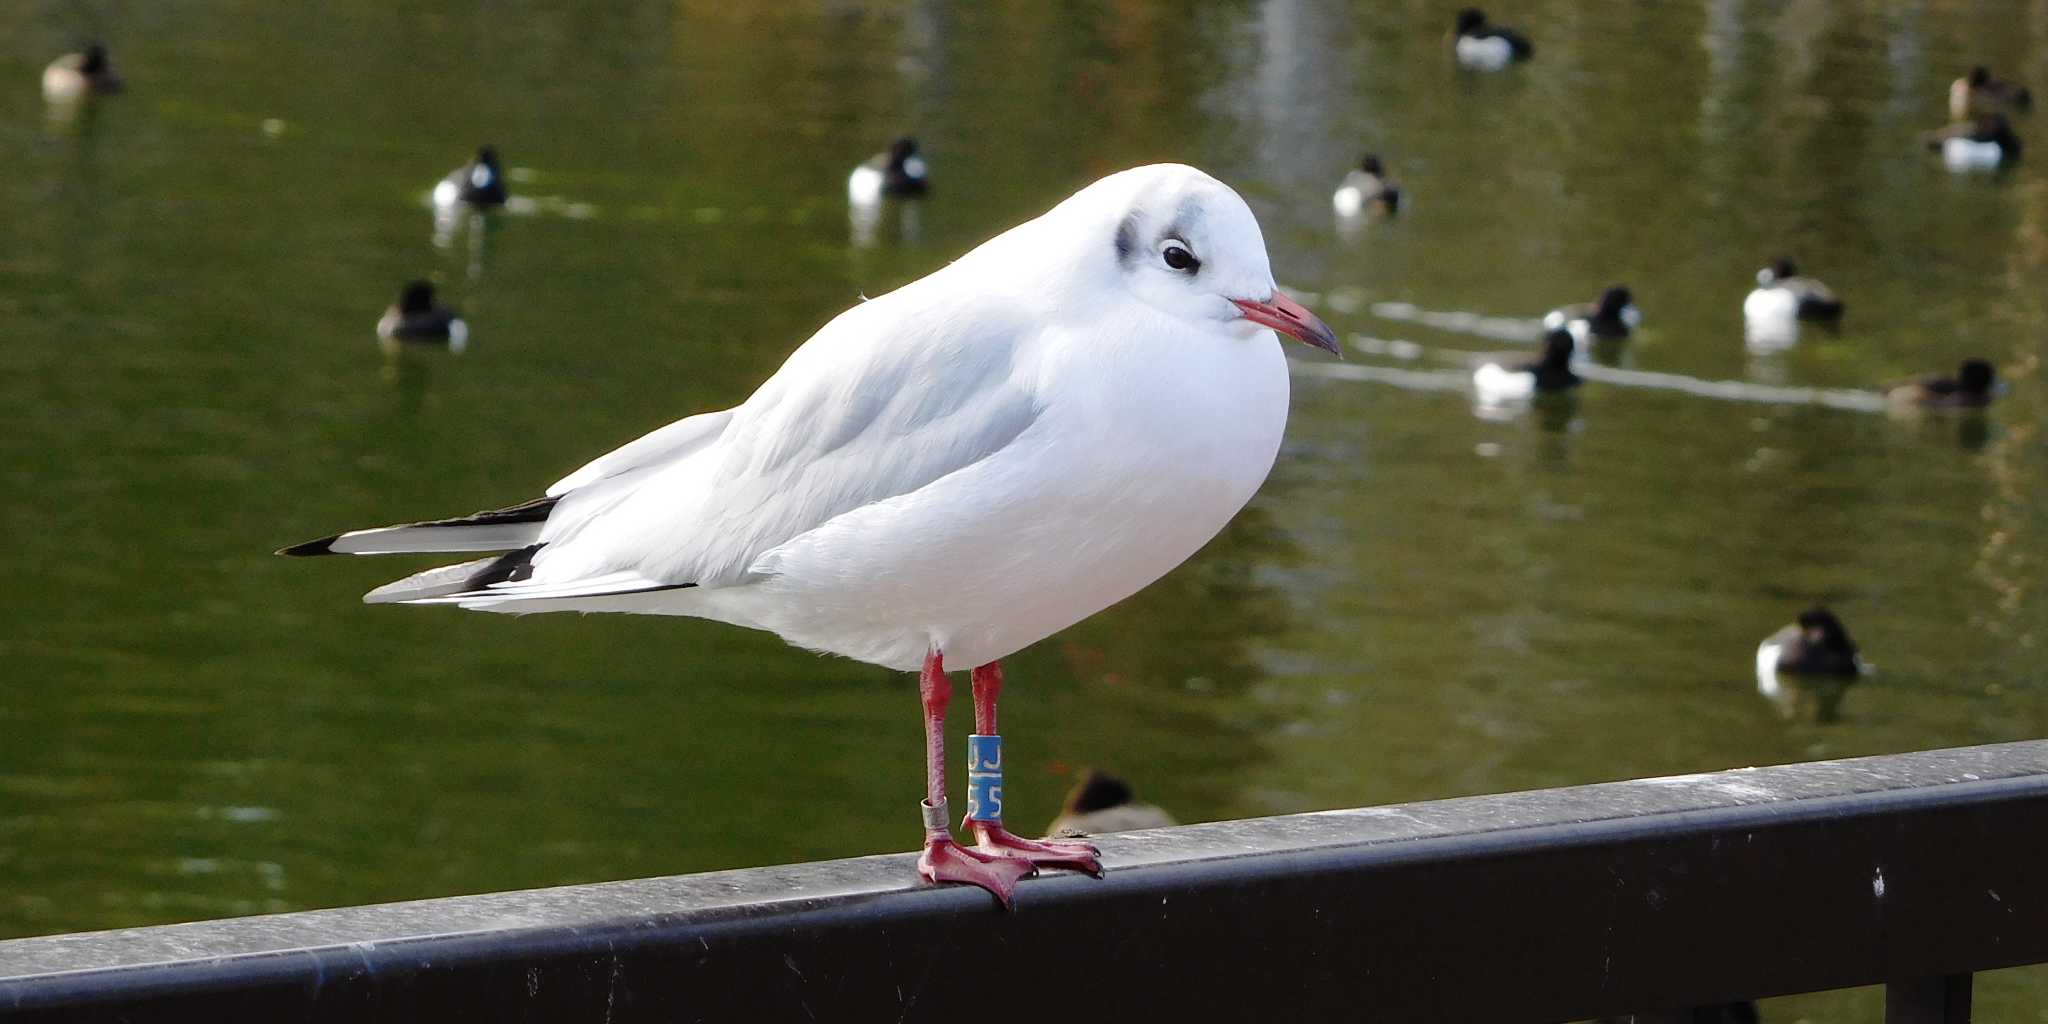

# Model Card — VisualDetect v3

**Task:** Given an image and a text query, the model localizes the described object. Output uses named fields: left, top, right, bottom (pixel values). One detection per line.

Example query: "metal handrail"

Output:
left=5, top=741, right=2045, bottom=1022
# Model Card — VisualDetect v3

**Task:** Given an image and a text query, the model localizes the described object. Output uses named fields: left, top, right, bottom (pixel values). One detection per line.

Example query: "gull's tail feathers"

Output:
left=278, top=496, right=558, bottom=557
left=386, top=561, right=696, bottom=612
left=358, top=537, right=694, bottom=607
left=414, top=569, right=693, bottom=605
left=363, top=545, right=546, bottom=604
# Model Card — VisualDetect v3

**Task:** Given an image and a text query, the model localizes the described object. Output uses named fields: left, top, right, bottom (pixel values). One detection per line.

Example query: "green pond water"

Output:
left=4, top=0, right=2047, bottom=1015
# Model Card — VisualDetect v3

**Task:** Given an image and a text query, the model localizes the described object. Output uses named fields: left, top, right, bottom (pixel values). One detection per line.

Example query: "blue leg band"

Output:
left=965, top=734, right=1003, bottom=823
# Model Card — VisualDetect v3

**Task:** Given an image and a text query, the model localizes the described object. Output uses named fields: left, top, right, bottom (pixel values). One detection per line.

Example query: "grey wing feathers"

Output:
left=291, top=278, right=1045, bottom=609
left=547, top=409, right=735, bottom=496
left=673, top=328, right=1039, bottom=583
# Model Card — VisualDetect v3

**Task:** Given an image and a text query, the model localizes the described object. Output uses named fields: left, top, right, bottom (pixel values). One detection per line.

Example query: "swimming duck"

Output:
left=1332, top=155, right=1402, bottom=218
left=1926, top=114, right=2021, bottom=171
left=1887, top=359, right=1998, bottom=410
left=1543, top=285, right=1639, bottom=346
left=1045, top=770, right=1175, bottom=839
left=432, top=147, right=508, bottom=210
left=42, top=44, right=122, bottom=102
left=848, top=136, right=929, bottom=204
left=1744, top=258, right=1843, bottom=325
left=1755, top=608, right=1862, bottom=724
left=1756, top=607, right=1863, bottom=680
left=1950, top=66, right=2031, bottom=122
left=1473, top=328, right=1580, bottom=402
left=1452, top=8, right=1533, bottom=71
left=376, top=281, right=468, bottom=349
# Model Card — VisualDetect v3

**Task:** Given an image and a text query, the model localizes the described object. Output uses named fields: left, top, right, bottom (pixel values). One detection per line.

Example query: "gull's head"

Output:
left=1077, top=164, right=1338, bottom=355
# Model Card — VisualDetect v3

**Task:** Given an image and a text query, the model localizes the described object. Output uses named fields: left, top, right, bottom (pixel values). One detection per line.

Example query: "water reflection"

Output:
left=430, top=206, right=490, bottom=269
left=1756, top=665, right=1857, bottom=724
left=1303, top=338, right=1891, bottom=414
left=1333, top=208, right=1372, bottom=244
left=990, top=499, right=1295, bottom=828
left=427, top=192, right=595, bottom=246
left=1371, top=301, right=1541, bottom=344
left=42, top=94, right=98, bottom=134
left=1471, top=383, right=1582, bottom=433
left=849, top=194, right=924, bottom=249
left=1743, top=315, right=1801, bottom=354
left=1531, top=391, right=1581, bottom=435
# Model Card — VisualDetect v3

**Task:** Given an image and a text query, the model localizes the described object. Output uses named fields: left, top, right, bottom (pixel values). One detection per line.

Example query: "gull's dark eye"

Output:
left=1162, top=244, right=1200, bottom=273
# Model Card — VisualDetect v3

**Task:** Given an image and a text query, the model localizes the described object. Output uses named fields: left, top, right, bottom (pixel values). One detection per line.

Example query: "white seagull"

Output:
left=283, top=163, right=1339, bottom=907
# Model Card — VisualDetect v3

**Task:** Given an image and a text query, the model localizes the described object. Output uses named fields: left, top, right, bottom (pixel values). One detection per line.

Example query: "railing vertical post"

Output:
left=1885, top=974, right=1972, bottom=1024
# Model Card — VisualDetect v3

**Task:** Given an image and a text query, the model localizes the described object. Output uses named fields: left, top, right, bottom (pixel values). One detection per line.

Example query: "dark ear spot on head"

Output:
left=1114, top=215, right=1138, bottom=264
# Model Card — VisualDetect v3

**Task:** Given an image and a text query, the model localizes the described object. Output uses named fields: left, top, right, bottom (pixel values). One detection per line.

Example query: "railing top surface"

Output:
left=6, top=739, right=2045, bottom=981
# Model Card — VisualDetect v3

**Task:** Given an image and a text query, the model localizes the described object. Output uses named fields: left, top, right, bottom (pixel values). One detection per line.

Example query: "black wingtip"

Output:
left=277, top=535, right=340, bottom=557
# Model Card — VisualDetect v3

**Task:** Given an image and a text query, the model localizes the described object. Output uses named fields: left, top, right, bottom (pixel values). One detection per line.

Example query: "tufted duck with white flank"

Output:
left=42, top=44, right=122, bottom=102
left=1926, top=114, right=2022, bottom=171
left=1045, top=770, right=1176, bottom=839
left=848, top=136, right=929, bottom=204
left=1950, top=66, right=2031, bottom=122
left=1332, top=155, right=1402, bottom=218
left=1886, top=359, right=1999, bottom=410
left=1756, top=607, right=1863, bottom=682
left=1451, top=8, right=1533, bottom=71
left=433, top=147, right=509, bottom=210
left=1744, top=258, right=1843, bottom=327
left=377, top=281, right=469, bottom=351
left=1543, top=285, right=1639, bottom=347
left=1473, top=328, right=1580, bottom=403
left=1755, top=608, right=1862, bottom=725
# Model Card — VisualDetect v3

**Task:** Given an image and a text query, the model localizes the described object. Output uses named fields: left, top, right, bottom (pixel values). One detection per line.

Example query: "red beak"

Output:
left=1232, top=291, right=1341, bottom=356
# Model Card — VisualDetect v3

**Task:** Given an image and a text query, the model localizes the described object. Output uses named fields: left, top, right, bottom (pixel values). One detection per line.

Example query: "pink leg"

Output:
left=914, top=649, right=1034, bottom=908
left=966, top=662, right=1104, bottom=877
